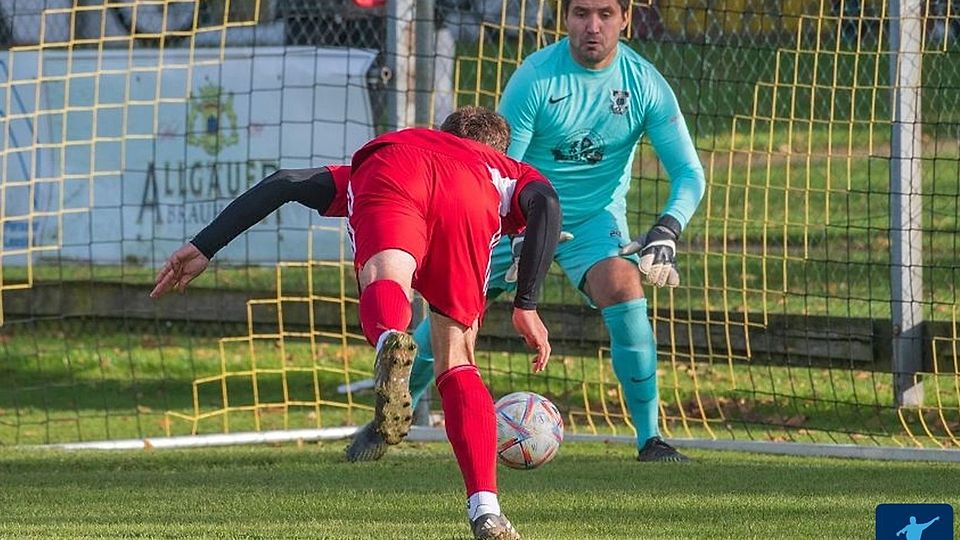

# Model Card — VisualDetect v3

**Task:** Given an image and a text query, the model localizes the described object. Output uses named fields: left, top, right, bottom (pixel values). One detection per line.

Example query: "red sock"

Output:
left=358, top=280, right=412, bottom=347
left=437, top=364, right=497, bottom=495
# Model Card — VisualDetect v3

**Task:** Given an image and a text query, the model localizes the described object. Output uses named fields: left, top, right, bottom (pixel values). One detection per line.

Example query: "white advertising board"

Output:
left=1, top=46, right=376, bottom=264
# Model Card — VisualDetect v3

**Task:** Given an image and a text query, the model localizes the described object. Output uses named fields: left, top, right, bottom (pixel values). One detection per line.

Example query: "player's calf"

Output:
left=373, top=332, right=417, bottom=445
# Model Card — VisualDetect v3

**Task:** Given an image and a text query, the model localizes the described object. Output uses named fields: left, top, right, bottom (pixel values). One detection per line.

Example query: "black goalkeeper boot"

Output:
left=637, top=436, right=690, bottom=462
left=344, top=421, right=388, bottom=462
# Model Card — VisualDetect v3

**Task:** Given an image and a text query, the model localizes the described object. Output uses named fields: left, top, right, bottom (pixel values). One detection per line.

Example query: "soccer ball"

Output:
left=495, top=391, right=564, bottom=470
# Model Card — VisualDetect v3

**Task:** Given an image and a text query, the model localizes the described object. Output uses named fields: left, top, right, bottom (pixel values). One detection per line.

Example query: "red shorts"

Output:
left=348, top=144, right=502, bottom=327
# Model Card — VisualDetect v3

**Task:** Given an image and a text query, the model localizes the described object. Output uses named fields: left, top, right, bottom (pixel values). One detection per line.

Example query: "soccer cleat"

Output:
left=637, top=436, right=690, bottom=462
left=373, top=332, right=416, bottom=445
left=344, top=421, right=389, bottom=462
left=471, top=513, right=521, bottom=540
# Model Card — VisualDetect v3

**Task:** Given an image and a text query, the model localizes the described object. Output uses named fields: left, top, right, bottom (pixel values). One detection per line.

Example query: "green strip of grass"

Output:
left=1, top=442, right=957, bottom=539
left=3, top=327, right=957, bottom=447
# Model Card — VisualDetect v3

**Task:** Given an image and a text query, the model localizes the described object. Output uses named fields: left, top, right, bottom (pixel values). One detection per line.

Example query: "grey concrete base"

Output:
left=406, top=426, right=960, bottom=463
left=40, top=425, right=960, bottom=462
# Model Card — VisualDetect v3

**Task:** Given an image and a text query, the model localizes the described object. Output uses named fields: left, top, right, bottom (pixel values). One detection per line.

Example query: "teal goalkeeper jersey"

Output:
left=498, top=38, right=705, bottom=229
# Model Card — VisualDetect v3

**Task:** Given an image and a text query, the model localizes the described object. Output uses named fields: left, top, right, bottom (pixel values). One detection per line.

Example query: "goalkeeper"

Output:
left=347, top=0, right=705, bottom=463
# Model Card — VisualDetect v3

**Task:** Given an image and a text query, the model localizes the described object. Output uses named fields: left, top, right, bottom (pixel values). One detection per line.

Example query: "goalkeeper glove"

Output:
left=619, top=215, right=682, bottom=288
left=504, top=231, right=574, bottom=283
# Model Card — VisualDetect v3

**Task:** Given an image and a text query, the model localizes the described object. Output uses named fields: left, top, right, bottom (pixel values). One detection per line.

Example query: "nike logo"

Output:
left=548, top=93, right=572, bottom=104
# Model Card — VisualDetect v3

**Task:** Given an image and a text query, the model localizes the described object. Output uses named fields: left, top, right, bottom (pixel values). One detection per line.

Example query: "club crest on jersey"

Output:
left=609, top=89, right=630, bottom=114
left=551, top=129, right=604, bottom=164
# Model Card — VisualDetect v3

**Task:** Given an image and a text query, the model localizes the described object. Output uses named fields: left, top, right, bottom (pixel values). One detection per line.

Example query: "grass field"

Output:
left=4, top=325, right=958, bottom=448
left=1, top=441, right=957, bottom=539
left=3, top=16, right=960, bottom=540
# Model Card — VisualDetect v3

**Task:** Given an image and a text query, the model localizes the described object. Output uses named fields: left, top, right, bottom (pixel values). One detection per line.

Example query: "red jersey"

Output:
left=344, top=129, right=552, bottom=327
left=323, top=164, right=351, bottom=218
left=350, top=128, right=549, bottom=234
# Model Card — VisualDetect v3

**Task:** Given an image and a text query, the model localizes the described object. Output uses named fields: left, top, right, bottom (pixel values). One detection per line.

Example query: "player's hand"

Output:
left=150, top=242, right=210, bottom=299
left=504, top=231, right=574, bottom=283
left=620, top=217, right=681, bottom=288
left=511, top=307, right=551, bottom=373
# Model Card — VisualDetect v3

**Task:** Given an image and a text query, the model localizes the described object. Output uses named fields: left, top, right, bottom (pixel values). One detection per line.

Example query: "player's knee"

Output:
left=358, top=250, right=416, bottom=292
left=585, top=259, right=644, bottom=308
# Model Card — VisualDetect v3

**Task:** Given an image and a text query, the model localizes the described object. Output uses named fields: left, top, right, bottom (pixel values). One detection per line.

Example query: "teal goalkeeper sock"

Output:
left=601, top=298, right=660, bottom=448
left=409, top=317, right=436, bottom=409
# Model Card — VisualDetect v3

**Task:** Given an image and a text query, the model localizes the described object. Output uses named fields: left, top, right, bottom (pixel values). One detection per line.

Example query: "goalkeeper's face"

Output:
left=566, top=0, right=627, bottom=69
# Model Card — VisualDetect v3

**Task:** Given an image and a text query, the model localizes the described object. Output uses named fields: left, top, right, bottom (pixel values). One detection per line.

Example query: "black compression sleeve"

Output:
left=513, top=181, right=561, bottom=310
left=190, top=167, right=336, bottom=259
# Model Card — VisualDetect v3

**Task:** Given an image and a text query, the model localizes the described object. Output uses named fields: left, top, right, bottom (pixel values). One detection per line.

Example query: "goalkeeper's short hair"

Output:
left=562, top=0, right=629, bottom=15
left=440, top=106, right=511, bottom=154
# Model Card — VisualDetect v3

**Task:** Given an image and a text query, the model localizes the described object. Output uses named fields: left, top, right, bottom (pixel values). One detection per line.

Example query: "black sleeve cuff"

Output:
left=656, top=214, right=683, bottom=238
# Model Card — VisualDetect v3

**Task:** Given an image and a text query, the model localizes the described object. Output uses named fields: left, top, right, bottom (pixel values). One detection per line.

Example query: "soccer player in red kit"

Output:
left=151, top=107, right=560, bottom=540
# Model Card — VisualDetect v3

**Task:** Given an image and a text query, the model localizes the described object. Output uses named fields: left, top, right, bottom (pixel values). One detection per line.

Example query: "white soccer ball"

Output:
left=495, top=391, right=564, bottom=470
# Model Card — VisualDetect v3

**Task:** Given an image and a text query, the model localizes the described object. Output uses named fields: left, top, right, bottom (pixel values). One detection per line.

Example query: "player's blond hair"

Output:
left=440, top=106, right=511, bottom=154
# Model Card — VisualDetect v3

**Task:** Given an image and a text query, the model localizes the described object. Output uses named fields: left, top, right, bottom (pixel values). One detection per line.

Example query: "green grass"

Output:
left=0, top=322, right=374, bottom=444
left=1, top=442, right=957, bottom=539
left=4, top=324, right=959, bottom=448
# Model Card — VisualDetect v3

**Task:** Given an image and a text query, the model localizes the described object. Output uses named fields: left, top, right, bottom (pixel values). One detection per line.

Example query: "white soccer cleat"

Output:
left=471, top=513, right=521, bottom=540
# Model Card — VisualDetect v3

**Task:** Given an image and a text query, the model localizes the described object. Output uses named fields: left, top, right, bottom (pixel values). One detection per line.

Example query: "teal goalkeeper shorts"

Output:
left=486, top=208, right=640, bottom=304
